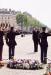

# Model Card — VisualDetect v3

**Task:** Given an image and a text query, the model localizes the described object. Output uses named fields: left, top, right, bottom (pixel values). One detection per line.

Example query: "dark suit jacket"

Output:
left=39, top=32, right=51, bottom=47
left=6, top=31, right=20, bottom=46
left=0, top=31, right=4, bottom=46
left=32, top=30, right=39, bottom=43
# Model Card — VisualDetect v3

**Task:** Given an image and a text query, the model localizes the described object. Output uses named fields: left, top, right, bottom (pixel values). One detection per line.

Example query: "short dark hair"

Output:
left=11, top=27, right=14, bottom=30
left=42, top=27, right=46, bottom=31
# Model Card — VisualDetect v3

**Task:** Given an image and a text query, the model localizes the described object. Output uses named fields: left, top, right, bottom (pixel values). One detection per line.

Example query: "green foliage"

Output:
left=16, top=12, right=45, bottom=28
left=16, top=13, right=24, bottom=24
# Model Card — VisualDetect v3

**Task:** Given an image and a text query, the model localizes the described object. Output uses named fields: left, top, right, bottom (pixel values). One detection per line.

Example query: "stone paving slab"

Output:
left=0, top=34, right=51, bottom=75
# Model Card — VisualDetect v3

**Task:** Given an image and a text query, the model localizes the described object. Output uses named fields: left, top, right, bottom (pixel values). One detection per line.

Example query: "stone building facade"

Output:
left=0, top=9, right=18, bottom=31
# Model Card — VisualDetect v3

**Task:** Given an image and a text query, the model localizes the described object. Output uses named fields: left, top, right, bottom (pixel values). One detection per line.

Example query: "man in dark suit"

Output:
left=6, top=27, right=20, bottom=60
left=39, top=27, right=51, bottom=64
left=32, top=28, right=39, bottom=52
left=0, top=27, right=4, bottom=61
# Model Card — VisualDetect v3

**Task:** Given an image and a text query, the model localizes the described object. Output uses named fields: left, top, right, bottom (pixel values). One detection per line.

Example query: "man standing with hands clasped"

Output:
left=32, top=28, right=39, bottom=52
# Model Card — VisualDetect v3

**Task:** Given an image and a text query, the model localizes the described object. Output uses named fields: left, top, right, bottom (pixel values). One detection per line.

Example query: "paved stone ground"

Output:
left=0, top=34, right=51, bottom=75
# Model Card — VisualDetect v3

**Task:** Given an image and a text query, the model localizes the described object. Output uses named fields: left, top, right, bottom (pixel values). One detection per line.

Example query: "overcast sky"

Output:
left=0, top=0, right=51, bottom=28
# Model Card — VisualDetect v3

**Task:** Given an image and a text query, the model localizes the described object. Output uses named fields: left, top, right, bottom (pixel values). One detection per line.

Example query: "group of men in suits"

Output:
left=32, top=27, right=51, bottom=64
left=0, top=27, right=20, bottom=62
left=0, top=26, right=51, bottom=64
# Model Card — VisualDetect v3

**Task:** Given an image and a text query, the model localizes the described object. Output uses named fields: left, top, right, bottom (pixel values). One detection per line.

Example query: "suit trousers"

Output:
left=41, top=46, right=47, bottom=64
left=34, top=41, right=38, bottom=52
left=0, top=45, right=3, bottom=61
left=9, top=46, right=15, bottom=59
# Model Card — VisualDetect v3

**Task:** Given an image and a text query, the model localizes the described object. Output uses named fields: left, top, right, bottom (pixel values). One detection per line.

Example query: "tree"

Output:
left=16, top=13, right=24, bottom=30
left=16, top=11, right=46, bottom=32
left=16, top=13, right=28, bottom=31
